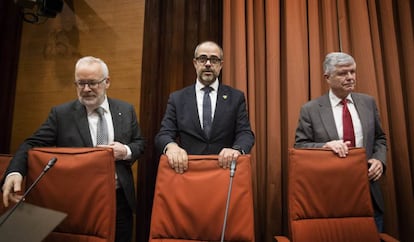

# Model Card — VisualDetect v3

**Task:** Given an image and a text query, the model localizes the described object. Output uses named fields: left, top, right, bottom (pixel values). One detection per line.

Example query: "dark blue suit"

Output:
left=155, top=83, right=254, bottom=155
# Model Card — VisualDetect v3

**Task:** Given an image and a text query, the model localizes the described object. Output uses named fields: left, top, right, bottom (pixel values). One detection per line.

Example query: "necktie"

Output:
left=341, top=99, right=355, bottom=147
left=96, top=107, right=108, bottom=145
left=202, top=86, right=213, bottom=137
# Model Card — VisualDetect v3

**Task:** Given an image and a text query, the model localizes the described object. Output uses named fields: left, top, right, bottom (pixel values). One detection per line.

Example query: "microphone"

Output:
left=0, top=157, right=58, bottom=227
left=229, top=159, right=237, bottom=178
left=220, top=158, right=238, bottom=242
left=44, top=157, right=58, bottom=172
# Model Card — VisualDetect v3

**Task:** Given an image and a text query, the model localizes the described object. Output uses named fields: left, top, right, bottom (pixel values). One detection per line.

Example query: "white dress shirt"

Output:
left=195, top=79, right=219, bottom=128
left=329, top=90, right=363, bottom=147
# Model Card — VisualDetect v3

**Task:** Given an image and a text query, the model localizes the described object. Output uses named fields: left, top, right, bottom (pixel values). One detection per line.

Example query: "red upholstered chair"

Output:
left=149, top=154, right=255, bottom=242
left=25, top=147, right=116, bottom=242
left=274, top=148, right=398, bottom=242
left=0, top=154, right=14, bottom=216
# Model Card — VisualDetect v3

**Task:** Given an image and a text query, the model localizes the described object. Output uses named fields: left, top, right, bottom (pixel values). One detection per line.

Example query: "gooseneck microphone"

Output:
left=220, top=158, right=237, bottom=242
left=0, top=157, right=58, bottom=227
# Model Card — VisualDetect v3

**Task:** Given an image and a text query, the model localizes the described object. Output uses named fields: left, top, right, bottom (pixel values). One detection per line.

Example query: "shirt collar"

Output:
left=86, top=96, right=109, bottom=114
left=329, top=89, right=354, bottom=107
left=196, top=78, right=219, bottom=92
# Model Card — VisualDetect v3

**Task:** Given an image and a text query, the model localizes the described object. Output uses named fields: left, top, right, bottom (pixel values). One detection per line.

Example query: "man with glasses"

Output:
left=155, top=41, right=255, bottom=173
left=2, top=56, right=145, bottom=242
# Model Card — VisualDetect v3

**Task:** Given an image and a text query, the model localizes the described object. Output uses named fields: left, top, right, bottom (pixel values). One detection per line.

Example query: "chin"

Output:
left=80, top=98, right=97, bottom=107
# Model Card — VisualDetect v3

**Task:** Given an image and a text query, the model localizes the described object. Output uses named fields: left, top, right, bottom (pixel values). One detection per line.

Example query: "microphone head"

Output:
left=47, top=157, right=58, bottom=167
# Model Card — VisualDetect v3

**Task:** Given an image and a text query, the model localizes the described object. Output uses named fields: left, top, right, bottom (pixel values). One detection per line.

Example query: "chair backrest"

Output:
left=26, top=147, right=116, bottom=242
left=0, top=154, right=14, bottom=216
left=287, top=148, right=380, bottom=242
left=149, top=154, right=255, bottom=242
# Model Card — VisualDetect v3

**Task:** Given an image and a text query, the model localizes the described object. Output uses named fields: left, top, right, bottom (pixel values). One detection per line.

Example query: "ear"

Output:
left=105, top=76, right=111, bottom=88
left=324, top=74, right=330, bottom=84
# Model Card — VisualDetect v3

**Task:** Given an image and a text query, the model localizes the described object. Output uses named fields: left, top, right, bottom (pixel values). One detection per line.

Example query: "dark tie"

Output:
left=202, top=86, right=213, bottom=137
left=95, top=107, right=108, bottom=145
left=341, top=99, right=355, bottom=147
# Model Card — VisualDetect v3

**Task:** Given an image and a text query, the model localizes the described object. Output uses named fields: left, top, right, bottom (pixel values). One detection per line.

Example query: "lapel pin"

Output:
left=118, top=112, right=122, bottom=116
left=223, top=95, right=228, bottom=100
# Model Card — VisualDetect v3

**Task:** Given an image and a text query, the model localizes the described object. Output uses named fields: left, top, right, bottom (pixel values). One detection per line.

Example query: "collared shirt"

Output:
left=86, top=96, right=132, bottom=159
left=195, top=79, right=219, bottom=128
left=329, top=90, right=363, bottom=147
left=87, top=97, right=115, bottom=147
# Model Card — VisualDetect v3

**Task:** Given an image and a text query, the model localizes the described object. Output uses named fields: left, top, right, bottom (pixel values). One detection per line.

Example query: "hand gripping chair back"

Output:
left=0, top=154, right=14, bottom=216
left=274, top=148, right=398, bottom=242
left=149, top=155, right=255, bottom=242
left=26, top=147, right=116, bottom=242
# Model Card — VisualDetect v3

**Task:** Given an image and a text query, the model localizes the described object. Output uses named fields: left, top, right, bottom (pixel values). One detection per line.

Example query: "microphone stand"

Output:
left=0, top=157, right=57, bottom=227
left=220, top=158, right=237, bottom=242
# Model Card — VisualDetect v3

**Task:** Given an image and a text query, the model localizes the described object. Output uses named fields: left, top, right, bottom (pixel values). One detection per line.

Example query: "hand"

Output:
left=2, top=173, right=23, bottom=207
left=322, top=140, right=351, bottom=157
left=218, top=148, right=241, bottom=168
left=165, top=143, right=188, bottom=174
left=98, top=141, right=127, bottom=160
left=368, top=158, right=383, bottom=181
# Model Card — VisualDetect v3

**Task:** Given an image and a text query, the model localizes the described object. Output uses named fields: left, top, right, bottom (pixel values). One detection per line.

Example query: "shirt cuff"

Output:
left=123, top=145, right=132, bottom=160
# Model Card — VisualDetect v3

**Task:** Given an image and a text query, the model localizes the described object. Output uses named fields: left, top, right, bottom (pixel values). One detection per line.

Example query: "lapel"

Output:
left=73, top=101, right=93, bottom=146
left=211, top=84, right=230, bottom=134
left=351, top=93, right=368, bottom=147
left=185, top=85, right=204, bottom=136
left=318, top=94, right=340, bottom=140
left=108, top=98, right=122, bottom=142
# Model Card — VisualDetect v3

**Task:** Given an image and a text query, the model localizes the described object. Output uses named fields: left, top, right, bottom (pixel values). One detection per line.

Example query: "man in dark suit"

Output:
left=294, top=52, right=387, bottom=232
left=2, top=56, right=145, bottom=242
left=155, top=41, right=255, bottom=173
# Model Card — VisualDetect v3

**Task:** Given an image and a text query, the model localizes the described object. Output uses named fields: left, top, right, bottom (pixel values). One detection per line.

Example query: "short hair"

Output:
left=75, top=56, right=109, bottom=78
left=323, top=52, right=355, bottom=75
left=194, top=41, right=223, bottom=59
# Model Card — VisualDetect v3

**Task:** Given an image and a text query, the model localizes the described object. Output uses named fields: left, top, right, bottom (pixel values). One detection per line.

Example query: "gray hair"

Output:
left=75, top=56, right=109, bottom=78
left=323, top=52, right=355, bottom=75
left=194, top=41, right=223, bottom=59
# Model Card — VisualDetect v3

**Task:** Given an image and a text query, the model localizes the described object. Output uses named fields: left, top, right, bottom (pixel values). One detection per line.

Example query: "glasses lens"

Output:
left=197, top=56, right=208, bottom=64
left=210, top=57, right=220, bottom=64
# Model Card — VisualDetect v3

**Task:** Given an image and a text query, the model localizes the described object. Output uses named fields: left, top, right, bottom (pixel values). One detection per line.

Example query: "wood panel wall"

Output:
left=11, top=0, right=145, bottom=153
left=10, top=2, right=145, bottom=240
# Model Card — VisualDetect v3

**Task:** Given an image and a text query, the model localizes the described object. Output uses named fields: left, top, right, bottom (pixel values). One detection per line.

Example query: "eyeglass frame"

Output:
left=194, top=55, right=222, bottom=65
left=74, top=78, right=107, bottom=88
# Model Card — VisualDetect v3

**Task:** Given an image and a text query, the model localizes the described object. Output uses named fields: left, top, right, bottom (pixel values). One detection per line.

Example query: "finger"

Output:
left=218, top=155, right=224, bottom=168
left=178, top=160, right=184, bottom=174
left=182, top=159, right=188, bottom=171
left=2, top=186, right=10, bottom=207
left=181, top=153, right=188, bottom=171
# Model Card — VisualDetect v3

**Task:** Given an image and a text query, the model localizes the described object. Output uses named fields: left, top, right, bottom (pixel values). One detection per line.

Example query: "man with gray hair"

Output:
left=2, top=56, right=145, bottom=242
left=294, top=52, right=387, bottom=232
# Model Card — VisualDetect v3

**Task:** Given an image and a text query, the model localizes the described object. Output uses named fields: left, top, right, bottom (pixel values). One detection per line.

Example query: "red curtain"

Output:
left=223, top=0, right=414, bottom=241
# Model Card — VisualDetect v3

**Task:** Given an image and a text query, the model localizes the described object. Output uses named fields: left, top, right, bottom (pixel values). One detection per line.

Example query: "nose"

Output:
left=82, top=84, right=92, bottom=91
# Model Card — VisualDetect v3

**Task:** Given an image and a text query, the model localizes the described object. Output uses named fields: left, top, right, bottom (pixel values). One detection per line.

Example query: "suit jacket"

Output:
left=294, top=92, right=387, bottom=212
left=4, top=98, right=145, bottom=212
left=155, top=83, right=254, bottom=155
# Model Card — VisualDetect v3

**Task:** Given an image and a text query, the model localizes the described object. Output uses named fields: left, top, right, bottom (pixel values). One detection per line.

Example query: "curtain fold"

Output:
left=223, top=0, right=414, bottom=241
left=0, top=1, right=22, bottom=153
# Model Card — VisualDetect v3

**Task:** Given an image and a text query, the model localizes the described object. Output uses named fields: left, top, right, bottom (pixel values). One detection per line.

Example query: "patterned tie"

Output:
left=95, top=107, right=108, bottom=145
left=202, top=86, right=213, bottom=137
left=341, top=99, right=355, bottom=147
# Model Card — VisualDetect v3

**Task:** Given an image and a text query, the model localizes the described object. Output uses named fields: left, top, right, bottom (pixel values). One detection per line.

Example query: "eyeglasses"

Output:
left=74, top=78, right=106, bottom=88
left=195, top=55, right=222, bottom=65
